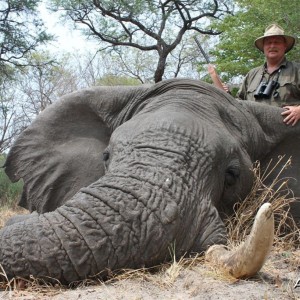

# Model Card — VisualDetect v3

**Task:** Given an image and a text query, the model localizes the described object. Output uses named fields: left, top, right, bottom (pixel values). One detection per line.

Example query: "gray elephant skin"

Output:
left=1, top=79, right=299, bottom=284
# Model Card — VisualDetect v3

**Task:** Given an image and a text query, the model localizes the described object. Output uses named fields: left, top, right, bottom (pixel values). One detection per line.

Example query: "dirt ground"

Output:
left=0, top=192, right=299, bottom=300
left=1, top=250, right=299, bottom=300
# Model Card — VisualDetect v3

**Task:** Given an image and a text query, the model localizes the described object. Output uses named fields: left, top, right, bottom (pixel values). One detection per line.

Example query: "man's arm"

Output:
left=207, top=64, right=229, bottom=93
left=236, top=74, right=249, bottom=100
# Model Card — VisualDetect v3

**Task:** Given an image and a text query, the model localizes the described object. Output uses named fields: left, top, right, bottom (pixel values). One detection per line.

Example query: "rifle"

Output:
left=193, top=37, right=227, bottom=92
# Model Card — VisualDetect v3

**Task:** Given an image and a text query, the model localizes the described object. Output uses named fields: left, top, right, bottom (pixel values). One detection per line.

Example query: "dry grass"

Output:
left=0, top=273, right=64, bottom=299
left=0, top=206, right=28, bottom=229
left=0, top=156, right=299, bottom=297
left=226, top=156, right=299, bottom=251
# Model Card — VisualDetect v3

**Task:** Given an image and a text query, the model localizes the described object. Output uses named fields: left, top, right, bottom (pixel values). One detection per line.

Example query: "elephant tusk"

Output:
left=205, top=203, right=274, bottom=278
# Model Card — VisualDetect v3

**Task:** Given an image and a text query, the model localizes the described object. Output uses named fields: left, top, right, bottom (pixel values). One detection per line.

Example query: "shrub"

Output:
left=0, top=154, right=23, bottom=209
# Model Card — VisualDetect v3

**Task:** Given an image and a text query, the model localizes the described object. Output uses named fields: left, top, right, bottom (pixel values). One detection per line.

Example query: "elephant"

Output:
left=1, top=78, right=299, bottom=284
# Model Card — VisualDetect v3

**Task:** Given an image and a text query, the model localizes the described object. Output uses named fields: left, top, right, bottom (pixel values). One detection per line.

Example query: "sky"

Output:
left=38, top=3, right=97, bottom=53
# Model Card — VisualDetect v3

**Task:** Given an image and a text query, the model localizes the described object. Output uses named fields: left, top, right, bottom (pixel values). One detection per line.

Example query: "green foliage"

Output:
left=210, top=0, right=300, bottom=80
left=96, top=74, right=141, bottom=86
left=0, top=155, right=23, bottom=208
left=0, top=0, right=52, bottom=74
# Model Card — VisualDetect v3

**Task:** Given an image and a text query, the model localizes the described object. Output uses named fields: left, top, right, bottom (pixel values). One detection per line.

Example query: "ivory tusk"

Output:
left=205, top=203, right=274, bottom=278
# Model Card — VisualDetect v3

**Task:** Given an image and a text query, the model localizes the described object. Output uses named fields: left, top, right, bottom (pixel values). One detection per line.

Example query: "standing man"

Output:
left=237, top=24, right=300, bottom=126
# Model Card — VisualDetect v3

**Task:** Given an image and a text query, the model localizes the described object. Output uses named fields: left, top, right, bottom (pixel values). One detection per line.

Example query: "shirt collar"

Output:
left=263, top=57, right=287, bottom=74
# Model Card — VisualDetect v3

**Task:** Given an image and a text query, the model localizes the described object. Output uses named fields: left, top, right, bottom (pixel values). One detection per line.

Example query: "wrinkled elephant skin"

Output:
left=1, top=79, right=299, bottom=284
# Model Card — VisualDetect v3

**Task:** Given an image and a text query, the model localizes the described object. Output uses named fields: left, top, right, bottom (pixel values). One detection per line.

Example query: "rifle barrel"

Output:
left=193, top=37, right=210, bottom=64
left=194, top=37, right=228, bottom=92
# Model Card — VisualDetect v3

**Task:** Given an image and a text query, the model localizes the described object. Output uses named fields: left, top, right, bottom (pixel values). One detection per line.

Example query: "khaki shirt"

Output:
left=237, top=58, right=300, bottom=107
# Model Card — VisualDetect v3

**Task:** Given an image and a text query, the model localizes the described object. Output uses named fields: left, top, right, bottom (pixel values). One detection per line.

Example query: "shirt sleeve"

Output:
left=236, top=73, right=249, bottom=100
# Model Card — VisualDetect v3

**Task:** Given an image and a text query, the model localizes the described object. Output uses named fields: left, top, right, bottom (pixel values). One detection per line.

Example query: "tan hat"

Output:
left=255, top=24, right=296, bottom=53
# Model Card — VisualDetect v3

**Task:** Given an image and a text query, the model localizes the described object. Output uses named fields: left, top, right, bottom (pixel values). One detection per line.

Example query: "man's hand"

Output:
left=207, top=64, right=218, bottom=76
left=281, top=106, right=300, bottom=126
left=207, top=64, right=229, bottom=93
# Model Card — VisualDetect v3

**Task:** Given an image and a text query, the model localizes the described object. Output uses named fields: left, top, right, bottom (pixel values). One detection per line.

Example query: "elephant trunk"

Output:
left=205, top=203, right=274, bottom=278
left=0, top=172, right=200, bottom=284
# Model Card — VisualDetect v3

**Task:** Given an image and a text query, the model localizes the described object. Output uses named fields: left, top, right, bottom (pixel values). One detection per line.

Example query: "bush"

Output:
left=0, top=154, right=23, bottom=208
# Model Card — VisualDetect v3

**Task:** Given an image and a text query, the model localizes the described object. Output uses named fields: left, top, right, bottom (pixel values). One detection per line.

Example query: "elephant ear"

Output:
left=259, top=135, right=300, bottom=222
left=239, top=100, right=300, bottom=223
left=238, top=100, right=300, bottom=183
left=260, top=134, right=300, bottom=180
left=4, top=86, right=146, bottom=213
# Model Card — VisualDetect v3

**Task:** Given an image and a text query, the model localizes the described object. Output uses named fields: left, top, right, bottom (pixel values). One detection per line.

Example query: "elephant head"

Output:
left=1, top=79, right=299, bottom=284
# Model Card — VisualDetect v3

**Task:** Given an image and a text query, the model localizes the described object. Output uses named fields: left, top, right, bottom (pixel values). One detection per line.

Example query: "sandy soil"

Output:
left=1, top=250, right=299, bottom=300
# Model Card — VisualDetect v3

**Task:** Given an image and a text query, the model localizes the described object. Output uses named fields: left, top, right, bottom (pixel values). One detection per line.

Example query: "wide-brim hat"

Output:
left=255, top=24, right=296, bottom=53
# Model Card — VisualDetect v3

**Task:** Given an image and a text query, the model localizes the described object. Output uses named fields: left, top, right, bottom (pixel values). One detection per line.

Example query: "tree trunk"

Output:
left=154, top=54, right=168, bottom=83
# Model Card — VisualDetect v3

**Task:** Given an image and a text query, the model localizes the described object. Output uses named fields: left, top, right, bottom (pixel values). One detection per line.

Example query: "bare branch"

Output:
left=54, top=0, right=233, bottom=82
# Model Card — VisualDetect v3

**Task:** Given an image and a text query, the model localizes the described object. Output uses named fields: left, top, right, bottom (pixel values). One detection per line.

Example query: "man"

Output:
left=237, top=24, right=300, bottom=126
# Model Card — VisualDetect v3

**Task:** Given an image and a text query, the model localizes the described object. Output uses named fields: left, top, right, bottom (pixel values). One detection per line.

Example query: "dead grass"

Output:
left=226, top=156, right=299, bottom=251
left=0, top=156, right=299, bottom=297
left=0, top=274, right=64, bottom=299
left=0, top=206, right=28, bottom=229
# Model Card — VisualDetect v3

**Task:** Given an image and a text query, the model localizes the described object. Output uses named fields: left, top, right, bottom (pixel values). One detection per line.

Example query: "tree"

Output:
left=18, top=52, right=79, bottom=118
left=0, top=0, right=52, bottom=74
left=50, top=0, right=234, bottom=82
left=0, top=76, right=25, bottom=153
left=209, top=0, right=300, bottom=81
left=0, top=51, right=80, bottom=153
left=96, top=74, right=141, bottom=86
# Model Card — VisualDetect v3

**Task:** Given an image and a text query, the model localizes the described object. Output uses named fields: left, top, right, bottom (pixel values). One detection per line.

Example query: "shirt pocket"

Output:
left=247, top=77, right=264, bottom=100
left=278, top=76, right=300, bottom=103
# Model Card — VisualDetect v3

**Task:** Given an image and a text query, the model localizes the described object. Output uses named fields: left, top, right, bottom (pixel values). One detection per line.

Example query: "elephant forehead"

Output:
left=110, top=113, right=238, bottom=166
left=113, top=106, right=232, bottom=146
left=114, top=124, right=205, bottom=154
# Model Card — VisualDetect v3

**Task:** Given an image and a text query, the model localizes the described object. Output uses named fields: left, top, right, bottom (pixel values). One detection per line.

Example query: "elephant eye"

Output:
left=225, top=167, right=240, bottom=186
left=103, top=150, right=110, bottom=171
left=103, top=151, right=110, bottom=162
